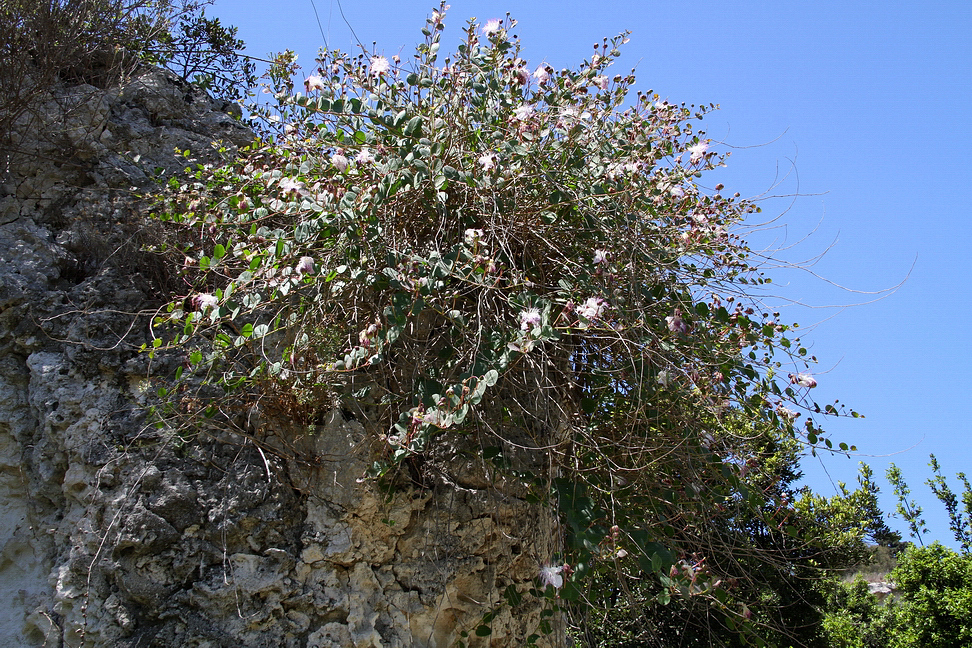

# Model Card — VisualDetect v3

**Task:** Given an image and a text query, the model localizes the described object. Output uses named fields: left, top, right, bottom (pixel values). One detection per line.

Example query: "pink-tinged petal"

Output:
left=331, top=153, right=349, bottom=171
left=519, top=308, right=541, bottom=331
left=539, top=565, right=564, bottom=589
left=481, top=19, right=501, bottom=35
left=304, top=75, right=325, bottom=93
left=789, top=373, right=817, bottom=388
left=688, top=141, right=709, bottom=165
left=295, top=256, right=315, bottom=275
left=370, top=56, right=391, bottom=77
left=193, top=293, right=218, bottom=311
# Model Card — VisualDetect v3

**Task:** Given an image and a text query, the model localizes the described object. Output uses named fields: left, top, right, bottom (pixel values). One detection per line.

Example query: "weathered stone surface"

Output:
left=0, top=64, right=557, bottom=647
left=867, top=581, right=896, bottom=602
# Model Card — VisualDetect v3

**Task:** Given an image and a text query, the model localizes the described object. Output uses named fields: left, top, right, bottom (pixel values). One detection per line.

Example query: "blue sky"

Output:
left=210, top=0, right=972, bottom=547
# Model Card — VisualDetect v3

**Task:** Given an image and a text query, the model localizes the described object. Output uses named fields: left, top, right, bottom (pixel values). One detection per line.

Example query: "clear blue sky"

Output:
left=211, top=0, right=972, bottom=547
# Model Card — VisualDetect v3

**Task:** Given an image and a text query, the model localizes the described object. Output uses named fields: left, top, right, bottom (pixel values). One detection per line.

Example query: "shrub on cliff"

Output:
left=150, top=5, right=868, bottom=644
left=0, top=0, right=253, bottom=157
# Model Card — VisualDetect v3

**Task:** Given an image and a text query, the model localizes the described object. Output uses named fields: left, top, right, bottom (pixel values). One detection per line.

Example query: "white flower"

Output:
left=556, top=106, right=591, bottom=129
left=481, top=19, right=502, bottom=35
left=359, top=322, right=379, bottom=347
left=355, top=148, right=375, bottom=165
left=464, top=228, right=484, bottom=246
left=304, top=75, right=325, bottom=93
left=295, top=256, right=315, bottom=275
left=577, top=297, right=606, bottom=321
left=533, top=65, right=550, bottom=85
left=331, top=152, right=349, bottom=171
left=193, top=293, right=218, bottom=311
left=558, top=107, right=578, bottom=127
left=606, top=161, right=638, bottom=180
left=430, top=5, right=449, bottom=23
left=278, top=177, right=303, bottom=194
left=593, top=75, right=609, bottom=90
left=370, top=55, right=391, bottom=77
left=423, top=408, right=451, bottom=429
left=478, top=152, right=496, bottom=170
left=593, top=249, right=609, bottom=265
left=789, top=373, right=817, bottom=389
left=539, top=565, right=564, bottom=589
left=777, top=405, right=799, bottom=420
left=513, top=103, right=535, bottom=121
left=688, top=141, right=709, bottom=165
left=515, top=67, right=530, bottom=85
left=519, top=308, right=541, bottom=331
left=666, top=310, right=690, bottom=334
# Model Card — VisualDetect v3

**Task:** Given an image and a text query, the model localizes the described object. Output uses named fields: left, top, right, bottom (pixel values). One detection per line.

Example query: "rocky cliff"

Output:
left=0, top=65, right=555, bottom=648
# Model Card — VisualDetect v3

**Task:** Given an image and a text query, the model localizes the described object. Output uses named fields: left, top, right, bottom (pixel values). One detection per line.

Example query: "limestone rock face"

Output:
left=0, top=66, right=555, bottom=647
left=867, top=581, right=895, bottom=602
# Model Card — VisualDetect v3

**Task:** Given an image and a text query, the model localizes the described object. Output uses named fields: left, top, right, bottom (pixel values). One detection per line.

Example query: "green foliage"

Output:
left=887, top=455, right=972, bottom=551
left=795, top=463, right=902, bottom=565
left=150, top=5, right=862, bottom=644
left=821, top=460, right=972, bottom=648
left=824, top=544, right=972, bottom=648
left=822, top=577, right=896, bottom=648
left=577, top=450, right=898, bottom=647
left=926, top=454, right=972, bottom=553
left=888, top=542, right=972, bottom=648
left=148, top=4, right=256, bottom=102
left=886, top=463, right=928, bottom=545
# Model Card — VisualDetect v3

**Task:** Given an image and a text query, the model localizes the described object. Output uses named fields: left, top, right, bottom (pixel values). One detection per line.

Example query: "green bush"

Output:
left=821, top=458, right=972, bottom=648
left=822, top=577, right=896, bottom=648
left=149, top=5, right=863, bottom=644
left=823, top=544, right=972, bottom=648
left=890, top=543, right=972, bottom=648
